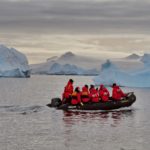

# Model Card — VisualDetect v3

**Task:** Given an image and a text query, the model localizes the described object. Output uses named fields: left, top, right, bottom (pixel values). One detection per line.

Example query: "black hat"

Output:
left=90, top=84, right=94, bottom=88
left=69, top=79, right=74, bottom=83
left=112, top=83, right=116, bottom=87
left=75, top=87, right=80, bottom=92
left=85, top=84, right=88, bottom=88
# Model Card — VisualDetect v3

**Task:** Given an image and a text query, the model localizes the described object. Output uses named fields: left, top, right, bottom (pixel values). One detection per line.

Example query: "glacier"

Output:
left=94, top=58, right=150, bottom=88
left=0, top=45, right=30, bottom=77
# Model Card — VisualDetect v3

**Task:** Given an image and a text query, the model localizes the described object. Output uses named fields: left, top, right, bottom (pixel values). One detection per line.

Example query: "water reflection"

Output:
left=63, top=109, right=135, bottom=127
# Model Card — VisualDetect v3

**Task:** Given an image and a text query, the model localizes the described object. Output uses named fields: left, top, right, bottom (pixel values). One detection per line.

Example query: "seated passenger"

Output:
left=81, top=85, right=90, bottom=103
left=71, top=87, right=81, bottom=105
left=90, top=85, right=99, bottom=103
left=112, top=83, right=126, bottom=101
left=62, top=79, right=74, bottom=104
left=89, top=84, right=94, bottom=93
left=99, top=84, right=110, bottom=102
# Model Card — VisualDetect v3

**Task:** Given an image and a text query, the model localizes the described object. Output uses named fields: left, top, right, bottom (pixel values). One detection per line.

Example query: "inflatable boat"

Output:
left=47, top=92, right=136, bottom=110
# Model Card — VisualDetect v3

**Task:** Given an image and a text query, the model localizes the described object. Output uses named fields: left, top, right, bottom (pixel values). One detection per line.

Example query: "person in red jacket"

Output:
left=81, top=85, right=90, bottom=103
left=99, top=84, right=110, bottom=102
left=62, top=79, right=74, bottom=104
left=112, top=83, right=126, bottom=101
left=90, top=85, right=99, bottom=103
left=71, top=87, right=81, bottom=105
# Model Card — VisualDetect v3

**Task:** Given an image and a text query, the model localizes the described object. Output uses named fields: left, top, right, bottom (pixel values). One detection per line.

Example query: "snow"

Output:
left=47, top=51, right=103, bottom=69
left=31, top=51, right=150, bottom=87
left=141, top=53, right=150, bottom=66
left=94, top=58, right=150, bottom=88
left=46, top=56, right=58, bottom=62
left=31, top=52, right=142, bottom=74
left=30, top=51, right=100, bottom=75
left=59, top=52, right=75, bottom=60
left=49, top=63, right=84, bottom=75
left=125, top=53, right=141, bottom=60
left=0, top=45, right=30, bottom=77
left=31, top=62, right=99, bottom=75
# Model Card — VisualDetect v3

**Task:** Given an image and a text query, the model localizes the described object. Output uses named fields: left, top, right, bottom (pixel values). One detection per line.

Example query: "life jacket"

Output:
left=90, top=88, right=99, bottom=103
left=112, top=86, right=126, bottom=101
left=81, top=86, right=90, bottom=103
left=71, top=91, right=81, bottom=105
left=99, top=85, right=110, bottom=102
left=99, top=89, right=110, bottom=102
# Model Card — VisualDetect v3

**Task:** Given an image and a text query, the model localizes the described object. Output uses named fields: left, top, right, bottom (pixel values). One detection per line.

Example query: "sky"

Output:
left=0, top=0, right=150, bottom=64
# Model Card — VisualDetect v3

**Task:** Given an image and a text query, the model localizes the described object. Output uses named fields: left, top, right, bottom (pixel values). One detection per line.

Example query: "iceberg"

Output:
left=31, top=62, right=99, bottom=75
left=0, top=45, right=30, bottom=77
left=94, top=59, right=150, bottom=88
left=140, top=53, right=150, bottom=66
left=31, top=52, right=148, bottom=77
left=31, top=52, right=100, bottom=75
left=49, top=63, right=84, bottom=75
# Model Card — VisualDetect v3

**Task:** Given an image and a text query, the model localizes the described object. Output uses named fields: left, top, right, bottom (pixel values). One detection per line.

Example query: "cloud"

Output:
left=0, top=0, right=150, bottom=34
left=1, top=0, right=150, bottom=63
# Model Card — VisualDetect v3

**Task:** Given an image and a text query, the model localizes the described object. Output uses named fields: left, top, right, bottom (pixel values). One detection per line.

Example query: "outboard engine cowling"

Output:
left=47, top=98, right=62, bottom=107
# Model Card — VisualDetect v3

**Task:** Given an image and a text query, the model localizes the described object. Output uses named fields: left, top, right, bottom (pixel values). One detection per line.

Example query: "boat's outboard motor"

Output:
left=47, top=98, right=62, bottom=107
left=126, top=92, right=136, bottom=102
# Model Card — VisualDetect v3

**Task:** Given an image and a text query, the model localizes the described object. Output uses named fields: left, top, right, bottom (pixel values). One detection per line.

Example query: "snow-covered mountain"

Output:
left=111, top=53, right=143, bottom=71
left=31, top=52, right=145, bottom=75
left=0, top=45, right=30, bottom=77
left=54, top=52, right=102, bottom=69
left=59, top=52, right=75, bottom=60
left=30, top=51, right=150, bottom=87
left=94, top=58, right=150, bottom=87
left=125, top=53, right=141, bottom=60
left=31, top=62, right=99, bottom=75
left=47, top=56, right=58, bottom=62
left=30, top=52, right=100, bottom=75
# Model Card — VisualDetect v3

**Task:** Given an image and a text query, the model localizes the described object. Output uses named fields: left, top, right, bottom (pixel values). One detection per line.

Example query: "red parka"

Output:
left=90, top=88, right=99, bottom=103
left=81, top=86, right=90, bottom=103
left=99, top=85, right=110, bottom=102
left=112, top=85, right=126, bottom=101
left=62, top=81, right=74, bottom=100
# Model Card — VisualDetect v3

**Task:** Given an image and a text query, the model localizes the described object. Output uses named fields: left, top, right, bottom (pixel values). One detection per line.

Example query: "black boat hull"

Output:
left=47, top=92, right=136, bottom=110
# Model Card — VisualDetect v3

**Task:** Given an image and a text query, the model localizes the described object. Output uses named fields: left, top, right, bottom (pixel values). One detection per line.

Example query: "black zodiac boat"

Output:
left=47, top=92, right=136, bottom=110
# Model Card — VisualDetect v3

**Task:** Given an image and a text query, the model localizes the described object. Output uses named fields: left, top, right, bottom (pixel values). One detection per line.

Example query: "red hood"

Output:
left=100, top=84, right=104, bottom=90
left=90, top=88, right=97, bottom=93
left=113, top=85, right=119, bottom=89
left=67, top=81, right=73, bottom=85
left=82, top=86, right=88, bottom=92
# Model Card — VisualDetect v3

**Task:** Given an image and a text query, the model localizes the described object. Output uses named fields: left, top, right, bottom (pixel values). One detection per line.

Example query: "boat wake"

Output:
left=0, top=105, right=44, bottom=114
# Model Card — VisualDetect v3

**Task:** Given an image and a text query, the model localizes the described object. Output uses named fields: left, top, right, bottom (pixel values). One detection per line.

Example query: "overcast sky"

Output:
left=0, top=0, right=150, bottom=63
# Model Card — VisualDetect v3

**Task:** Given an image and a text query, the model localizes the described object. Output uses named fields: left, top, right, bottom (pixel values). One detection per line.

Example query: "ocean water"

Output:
left=0, top=75, right=150, bottom=150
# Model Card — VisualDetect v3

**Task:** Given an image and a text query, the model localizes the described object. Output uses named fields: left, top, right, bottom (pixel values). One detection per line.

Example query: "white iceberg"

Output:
left=49, top=63, right=85, bottom=75
left=31, top=52, right=146, bottom=77
left=140, top=53, right=150, bottom=66
left=94, top=59, right=150, bottom=88
left=0, top=45, right=30, bottom=77
left=31, top=62, right=99, bottom=75
left=31, top=52, right=99, bottom=75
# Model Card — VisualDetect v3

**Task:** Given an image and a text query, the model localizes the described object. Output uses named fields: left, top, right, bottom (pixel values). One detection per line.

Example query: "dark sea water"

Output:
left=0, top=75, right=150, bottom=150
